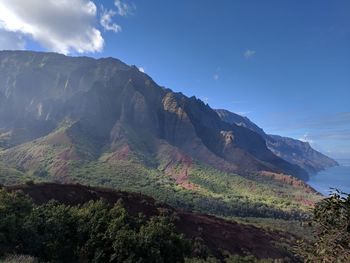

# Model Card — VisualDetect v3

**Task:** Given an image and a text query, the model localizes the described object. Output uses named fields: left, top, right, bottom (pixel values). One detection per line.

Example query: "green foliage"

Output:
left=296, top=190, right=350, bottom=262
left=0, top=163, right=28, bottom=185
left=0, top=190, right=191, bottom=262
left=190, top=165, right=317, bottom=212
left=233, top=217, right=313, bottom=240
left=0, top=189, right=33, bottom=253
left=21, top=201, right=79, bottom=261
left=0, top=156, right=314, bottom=221
left=68, top=160, right=315, bottom=221
left=75, top=199, right=135, bottom=262
left=136, top=216, right=190, bottom=262
left=76, top=199, right=191, bottom=263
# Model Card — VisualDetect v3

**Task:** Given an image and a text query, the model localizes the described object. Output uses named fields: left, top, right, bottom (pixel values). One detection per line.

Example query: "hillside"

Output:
left=0, top=51, right=322, bottom=221
left=216, top=109, right=338, bottom=174
left=4, top=182, right=296, bottom=261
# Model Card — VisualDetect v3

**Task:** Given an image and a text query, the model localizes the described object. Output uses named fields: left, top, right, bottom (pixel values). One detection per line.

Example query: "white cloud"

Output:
left=244, top=49, right=256, bottom=58
left=201, top=97, right=209, bottom=104
left=299, top=133, right=314, bottom=144
left=237, top=111, right=251, bottom=116
left=213, top=74, right=219, bottom=80
left=138, top=67, right=145, bottom=73
left=0, top=29, right=25, bottom=50
left=114, top=0, right=134, bottom=17
left=100, top=7, right=122, bottom=33
left=0, top=0, right=104, bottom=54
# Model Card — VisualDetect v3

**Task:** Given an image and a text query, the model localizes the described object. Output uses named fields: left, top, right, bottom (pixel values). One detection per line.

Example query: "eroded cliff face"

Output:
left=216, top=109, right=338, bottom=174
left=0, top=50, right=308, bottom=180
left=267, top=135, right=338, bottom=174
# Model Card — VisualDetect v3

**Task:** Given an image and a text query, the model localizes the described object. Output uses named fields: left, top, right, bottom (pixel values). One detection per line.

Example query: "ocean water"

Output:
left=307, top=159, right=350, bottom=196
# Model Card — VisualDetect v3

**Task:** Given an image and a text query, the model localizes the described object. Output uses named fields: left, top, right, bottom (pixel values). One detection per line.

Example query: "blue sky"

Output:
left=0, top=0, right=349, bottom=158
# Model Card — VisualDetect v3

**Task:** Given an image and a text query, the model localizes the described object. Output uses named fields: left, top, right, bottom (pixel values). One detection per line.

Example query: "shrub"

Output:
left=296, top=190, right=350, bottom=262
left=21, top=201, right=79, bottom=261
left=0, top=190, right=191, bottom=262
left=0, top=189, right=33, bottom=255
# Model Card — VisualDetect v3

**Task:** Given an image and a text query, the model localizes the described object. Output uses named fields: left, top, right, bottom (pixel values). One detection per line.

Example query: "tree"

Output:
left=297, top=190, right=350, bottom=262
left=21, top=201, right=79, bottom=262
left=0, top=192, right=192, bottom=262
left=136, top=216, right=190, bottom=263
left=0, top=189, right=33, bottom=255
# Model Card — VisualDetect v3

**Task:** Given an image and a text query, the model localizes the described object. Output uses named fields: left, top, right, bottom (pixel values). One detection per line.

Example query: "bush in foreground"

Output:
left=297, top=190, right=350, bottom=262
left=0, top=189, right=190, bottom=262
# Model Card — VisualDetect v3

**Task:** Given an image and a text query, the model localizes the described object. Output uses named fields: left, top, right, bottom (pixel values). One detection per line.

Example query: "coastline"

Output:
left=307, top=159, right=350, bottom=196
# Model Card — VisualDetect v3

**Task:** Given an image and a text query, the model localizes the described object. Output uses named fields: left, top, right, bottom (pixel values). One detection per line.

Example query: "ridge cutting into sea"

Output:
left=307, top=159, right=350, bottom=196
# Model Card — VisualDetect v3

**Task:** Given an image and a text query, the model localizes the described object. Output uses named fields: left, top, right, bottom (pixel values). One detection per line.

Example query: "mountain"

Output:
left=215, top=109, right=266, bottom=137
left=0, top=50, right=321, bottom=221
left=0, top=50, right=307, bottom=179
left=215, top=109, right=338, bottom=174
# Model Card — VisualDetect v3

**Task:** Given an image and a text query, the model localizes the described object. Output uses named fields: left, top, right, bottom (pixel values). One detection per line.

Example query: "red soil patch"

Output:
left=259, top=171, right=317, bottom=193
left=156, top=141, right=200, bottom=189
left=58, top=146, right=80, bottom=161
left=51, top=161, right=70, bottom=181
left=106, top=144, right=131, bottom=162
left=295, top=197, right=316, bottom=207
left=163, top=152, right=198, bottom=190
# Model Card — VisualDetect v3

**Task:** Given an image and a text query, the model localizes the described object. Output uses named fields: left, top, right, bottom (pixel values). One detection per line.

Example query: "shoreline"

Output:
left=306, top=159, right=350, bottom=196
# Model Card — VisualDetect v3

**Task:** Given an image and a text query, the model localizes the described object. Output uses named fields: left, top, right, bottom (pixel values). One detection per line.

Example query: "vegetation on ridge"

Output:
left=0, top=187, right=290, bottom=262
left=0, top=122, right=321, bottom=222
left=1, top=184, right=348, bottom=262
left=0, top=188, right=191, bottom=262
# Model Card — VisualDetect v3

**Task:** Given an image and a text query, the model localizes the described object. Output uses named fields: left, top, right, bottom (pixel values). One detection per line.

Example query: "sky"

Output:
left=0, top=0, right=349, bottom=159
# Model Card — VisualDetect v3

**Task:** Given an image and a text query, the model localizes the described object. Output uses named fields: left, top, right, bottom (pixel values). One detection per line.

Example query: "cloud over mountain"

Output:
left=0, top=30, right=25, bottom=50
left=100, top=7, right=122, bottom=33
left=0, top=0, right=104, bottom=54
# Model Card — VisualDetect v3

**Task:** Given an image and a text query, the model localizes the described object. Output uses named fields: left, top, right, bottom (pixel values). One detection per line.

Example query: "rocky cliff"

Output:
left=0, top=51, right=309, bottom=182
left=216, top=109, right=338, bottom=175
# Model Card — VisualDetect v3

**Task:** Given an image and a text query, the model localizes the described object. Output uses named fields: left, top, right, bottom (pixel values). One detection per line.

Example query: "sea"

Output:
left=307, top=159, right=350, bottom=196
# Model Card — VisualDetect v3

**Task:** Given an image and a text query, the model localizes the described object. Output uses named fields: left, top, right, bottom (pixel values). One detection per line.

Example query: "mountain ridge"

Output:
left=215, top=109, right=338, bottom=175
left=0, top=50, right=309, bottom=180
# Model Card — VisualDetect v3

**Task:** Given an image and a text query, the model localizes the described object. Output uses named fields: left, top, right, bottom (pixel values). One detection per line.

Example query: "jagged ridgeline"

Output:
left=215, top=109, right=338, bottom=174
left=0, top=51, right=329, bottom=219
